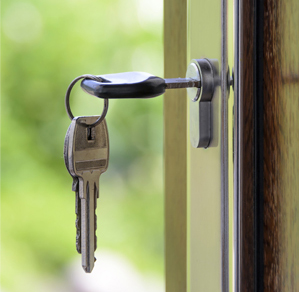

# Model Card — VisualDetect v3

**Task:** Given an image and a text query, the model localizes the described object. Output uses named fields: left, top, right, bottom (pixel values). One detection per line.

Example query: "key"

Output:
left=68, top=116, right=109, bottom=273
left=80, top=71, right=201, bottom=99
left=64, top=121, right=82, bottom=254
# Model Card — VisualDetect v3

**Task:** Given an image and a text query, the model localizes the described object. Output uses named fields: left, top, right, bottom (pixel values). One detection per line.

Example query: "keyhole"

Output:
left=87, top=127, right=95, bottom=141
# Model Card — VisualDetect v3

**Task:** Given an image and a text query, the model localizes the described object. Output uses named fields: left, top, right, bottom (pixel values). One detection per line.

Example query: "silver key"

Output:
left=64, top=122, right=82, bottom=254
left=67, top=116, right=109, bottom=273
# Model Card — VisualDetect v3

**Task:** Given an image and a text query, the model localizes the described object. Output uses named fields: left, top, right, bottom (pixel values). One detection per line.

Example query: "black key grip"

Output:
left=81, top=72, right=166, bottom=99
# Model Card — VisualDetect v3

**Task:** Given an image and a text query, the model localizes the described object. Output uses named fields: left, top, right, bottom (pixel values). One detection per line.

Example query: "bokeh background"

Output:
left=1, top=0, right=164, bottom=291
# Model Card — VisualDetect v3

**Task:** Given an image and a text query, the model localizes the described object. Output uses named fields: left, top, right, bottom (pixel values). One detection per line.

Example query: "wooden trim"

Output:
left=164, top=1, right=187, bottom=292
left=253, top=0, right=265, bottom=290
left=238, top=0, right=255, bottom=291
left=263, top=0, right=299, bottom=290
left=237, top=0, right=299, bottom=290
left=238, top=1, right=265, bottom=291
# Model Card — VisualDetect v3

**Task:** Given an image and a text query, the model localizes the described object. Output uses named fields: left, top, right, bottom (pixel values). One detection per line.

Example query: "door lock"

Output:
left=186, top=59, right=219, bottom=148
left=80, top=58, right=223, bottom=148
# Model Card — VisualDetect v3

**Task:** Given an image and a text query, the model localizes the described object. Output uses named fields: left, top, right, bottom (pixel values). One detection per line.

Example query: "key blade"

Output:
left=80, top=176, right=99, bottom=273
left=164, top=77, right=201, bottom=89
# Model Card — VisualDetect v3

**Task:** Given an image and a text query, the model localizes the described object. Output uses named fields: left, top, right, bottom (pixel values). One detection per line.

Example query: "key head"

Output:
left=81, top=72, right=166, bottom=99
left=65, top=118, right=77, bottom=178
left=68, top=116, right=109, bottom=180
left=64, top=121, right=82, bottom=254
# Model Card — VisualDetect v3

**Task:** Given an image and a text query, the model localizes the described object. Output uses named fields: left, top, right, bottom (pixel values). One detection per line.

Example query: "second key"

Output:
left=68, top=116, right=109, bottom=273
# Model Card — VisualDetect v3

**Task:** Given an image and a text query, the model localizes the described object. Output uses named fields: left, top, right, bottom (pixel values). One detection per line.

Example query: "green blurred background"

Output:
left=1, top=0, right=164, bottom=291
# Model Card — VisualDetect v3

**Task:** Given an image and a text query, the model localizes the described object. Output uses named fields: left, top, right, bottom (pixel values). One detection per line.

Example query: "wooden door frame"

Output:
left=235, top=0, right=299, bottom=291
left=164, top=1, right=188, bottom=292
left=234, top=0, right=264, bottom=291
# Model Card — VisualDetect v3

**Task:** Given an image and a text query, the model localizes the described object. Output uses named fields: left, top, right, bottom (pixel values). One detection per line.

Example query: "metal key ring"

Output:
left=65, top=74, right=109, bottom=127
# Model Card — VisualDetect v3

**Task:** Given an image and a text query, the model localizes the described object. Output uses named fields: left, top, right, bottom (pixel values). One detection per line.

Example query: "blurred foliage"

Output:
left=1, top=0, right=164, bottom=291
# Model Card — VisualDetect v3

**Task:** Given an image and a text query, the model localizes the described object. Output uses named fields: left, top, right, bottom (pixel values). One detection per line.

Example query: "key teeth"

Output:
left=75, top=191, right=82, bottom=254
left=76, top=235, right=81, bottom=254
left=94, top=216, right=97, bottom=251
left=94, top=182, right=98, bottom=251
left=76, top=218, right=81, bottom=254
left=72, top=177, right=78, bottom=192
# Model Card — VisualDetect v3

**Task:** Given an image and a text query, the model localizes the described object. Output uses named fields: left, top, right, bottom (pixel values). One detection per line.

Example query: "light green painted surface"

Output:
left=187, top=0, right=234, bottom=291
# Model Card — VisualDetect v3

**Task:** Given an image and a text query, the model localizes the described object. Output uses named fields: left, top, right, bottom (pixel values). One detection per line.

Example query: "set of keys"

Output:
left=64, top=75, right=110, bottom=273
left=64, top=71, right=201, bottom=273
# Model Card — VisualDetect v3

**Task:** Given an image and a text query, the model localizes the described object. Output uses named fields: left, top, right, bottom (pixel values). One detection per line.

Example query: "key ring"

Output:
left=65, top=74, right=109, bottom=127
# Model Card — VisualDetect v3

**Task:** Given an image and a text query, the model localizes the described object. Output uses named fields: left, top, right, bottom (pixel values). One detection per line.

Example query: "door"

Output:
left=164, top=0, right=233, bottom=291
left=164, top=0, right=299, bottom=292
